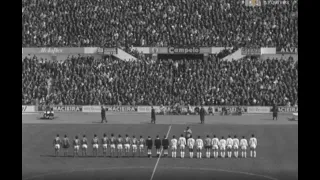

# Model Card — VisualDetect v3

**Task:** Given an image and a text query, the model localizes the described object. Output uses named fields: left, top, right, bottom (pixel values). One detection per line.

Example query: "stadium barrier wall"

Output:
left=35, top=105, right=297, bottom=114
left=22, top=105, right=35, bottom=113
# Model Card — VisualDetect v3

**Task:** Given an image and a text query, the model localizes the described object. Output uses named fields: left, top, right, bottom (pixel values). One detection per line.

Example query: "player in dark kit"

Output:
left=62, top=135, right=70, bottom=156
left=162, top=135, right=169, bottom=157
left=151, top=106, right=156, bottom=124
left=272, top=104, right=278, bottom=120
left=155, top=135, right=162, bottom=157
left=200, top=105, right=205, bottom=124
left=101, top=106, right=107, bottom=123
left=146, top=136, right=153, bottom=158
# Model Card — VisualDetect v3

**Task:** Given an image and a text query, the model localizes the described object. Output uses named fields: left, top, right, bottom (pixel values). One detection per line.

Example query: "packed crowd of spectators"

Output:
left=22, top=55, right=298, bottom=107
left=22, top=0, right=297, bottom=47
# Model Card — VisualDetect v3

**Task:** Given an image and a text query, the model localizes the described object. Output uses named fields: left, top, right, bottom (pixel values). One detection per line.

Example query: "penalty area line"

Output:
left=149, top=125, right=172, bottom=180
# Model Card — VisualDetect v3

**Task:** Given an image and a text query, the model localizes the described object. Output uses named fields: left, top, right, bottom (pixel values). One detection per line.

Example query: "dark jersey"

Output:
left=155, top=138, right=161, bottom=149
left=162, top=138, right=169, bottom=149
left=146, top=138, right=153, bottom=149
left=62, top=138, right=70, bottom=148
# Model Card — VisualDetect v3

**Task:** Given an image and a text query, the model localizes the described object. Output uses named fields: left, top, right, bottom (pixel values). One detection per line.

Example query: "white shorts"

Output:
left=93, top=144, right=99, bottom=149
left=111, top=144, right=115, bottom=149
left=227, top=145, right=232, bottom=149
left=233, top=145, right=239, bottom=150
left=74, top=145, right=79, bottom=150
left=117, top=144, right=123, bottom=149
left=250, top=144, right=256, bottom=149
left=139, top=144, right=144, bottom=149
left=82, top=144, right=88, bottom=149
left=55, top=144, right=60, bottom=150
left=125, top=144, right=130, bottom=149
left=103, top=144, right=108, bottom=149
left=212, top=145, right=219, bottom=150
left=180, top=145, right=185, bottom=149
left=188, top=145, right=194, bottom=150
left=220, top=146, right=226, bottom=150
left=241, top=146, right=247, bottom=150
left=132, top=145, right=137, bottom=150
left=197, top=146, right=203, bottom=150
left=171, top=145, right=177, bottom=150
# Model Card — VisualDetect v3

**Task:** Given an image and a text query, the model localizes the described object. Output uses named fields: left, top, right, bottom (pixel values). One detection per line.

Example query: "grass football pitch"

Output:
left=22, top=113, right=298, bottom=180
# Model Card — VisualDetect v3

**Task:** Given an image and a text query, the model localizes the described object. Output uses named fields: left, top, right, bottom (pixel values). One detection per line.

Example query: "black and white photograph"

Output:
left=22, top=0, right=298, bottom=180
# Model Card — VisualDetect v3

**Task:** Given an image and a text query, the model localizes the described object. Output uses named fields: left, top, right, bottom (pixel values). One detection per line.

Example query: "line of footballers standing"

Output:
left=52, top=133, right=257, bottom=159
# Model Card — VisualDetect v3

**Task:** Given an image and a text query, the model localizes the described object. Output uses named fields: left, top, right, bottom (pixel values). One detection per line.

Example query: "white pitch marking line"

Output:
left=149, top=125, right=172, bottom=180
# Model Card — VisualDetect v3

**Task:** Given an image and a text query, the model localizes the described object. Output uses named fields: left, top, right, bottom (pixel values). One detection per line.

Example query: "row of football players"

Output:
left=52, top=134, right=257, bottom=158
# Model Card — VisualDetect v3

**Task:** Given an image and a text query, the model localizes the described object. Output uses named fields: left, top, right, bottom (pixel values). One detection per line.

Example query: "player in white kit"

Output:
left=73, top=135, right=80, bottom=157
left=117, top=135, right=123, bottom=158
left=81, top=135, right=88, bottom=156
left=131, top=135, right=138, bottom=157
left=233, top=135, right=240, bottom=158
left=139, top=135, right=145, bottom=157
left=240, top=136, right=248, bottom=158
left=211, top=135, right=219, bottom=158
left=124, top=134, right=131, bottom=157
left=226, top=135, right=233, bottom=158
left=171, top=135, right=178, bottom=158
left=178, top=134, right=186, bottom=158
left=92, top=134, right=99, bottom=157
left=249, top=134, right=257, bottom=158
left=110, top=134, right=116, bottom=157
left=196, top=136, right=203, bottom=158
left=101, top=133, right=109, bottom=157
left=53, top=134, right=61, bottom=157
left=187, top=135, right=195, bottom=158
left=219, top=136, right=226, bottom=158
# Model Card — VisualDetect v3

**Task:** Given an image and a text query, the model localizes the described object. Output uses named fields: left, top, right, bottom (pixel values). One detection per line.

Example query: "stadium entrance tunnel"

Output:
left=23, top=166, right=278, bottom=180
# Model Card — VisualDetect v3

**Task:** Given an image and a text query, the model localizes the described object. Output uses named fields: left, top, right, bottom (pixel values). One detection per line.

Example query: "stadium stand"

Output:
left=22, top=55, right=298, bottom=106
left=22, top=0, right=298, bottom=107
left=22, top=0, right=297, bottom=47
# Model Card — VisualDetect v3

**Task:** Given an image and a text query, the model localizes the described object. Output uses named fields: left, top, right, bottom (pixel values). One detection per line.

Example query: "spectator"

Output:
left=22, top=55, right=298, bottom=106
left=22, top=0, right=297, bottom=47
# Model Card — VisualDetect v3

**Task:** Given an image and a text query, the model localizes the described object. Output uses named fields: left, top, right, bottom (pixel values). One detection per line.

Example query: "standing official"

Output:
left=151, top=106, right=156, bottom=124
left=146, top=136, right=153, bottom=158
left=272, top=104, right=278, bottom=120
left=101, top=106, right=107, bottom=123
left=200, top=105, right=205, bottom=124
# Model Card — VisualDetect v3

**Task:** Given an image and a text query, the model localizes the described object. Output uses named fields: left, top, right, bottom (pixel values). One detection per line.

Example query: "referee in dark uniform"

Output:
left=162, top=135, right=169, bottom=157
left=200, top=105, right=205, bottom=124
left=272, top=104, right=278, bottom=121
left=155, top=135, right=162, bottom=157
left=151, top=106, right=156, bottom=124
left=101, top=105, right=107, bottom=123
left=146, top=136, right=153, bottom=158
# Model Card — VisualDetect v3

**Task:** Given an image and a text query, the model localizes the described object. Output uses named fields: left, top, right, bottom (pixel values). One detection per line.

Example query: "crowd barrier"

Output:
left=24, top=105, right=298, bottom=114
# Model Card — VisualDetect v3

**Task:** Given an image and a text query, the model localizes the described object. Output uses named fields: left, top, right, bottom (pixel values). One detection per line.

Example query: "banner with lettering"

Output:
left=82, top=106, right=101, bottom=113
left=105, top=106, right=137, bottom=112
left=273, top=106, right=298, bottom=113
left=214, top=106, right=248, bottom=113
left=22, top=48, right=85, bottom=54
left=247, top=106, right=271, bottom=113
left=52, top=106, right=83, bottom=112
left=22, top=105, right=35, bottom=112
left=276, top=47, right=298, bottom=54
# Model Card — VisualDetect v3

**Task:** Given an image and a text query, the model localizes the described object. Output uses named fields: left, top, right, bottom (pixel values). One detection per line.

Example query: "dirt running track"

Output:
left=22, top=113, right=298, bottom=180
